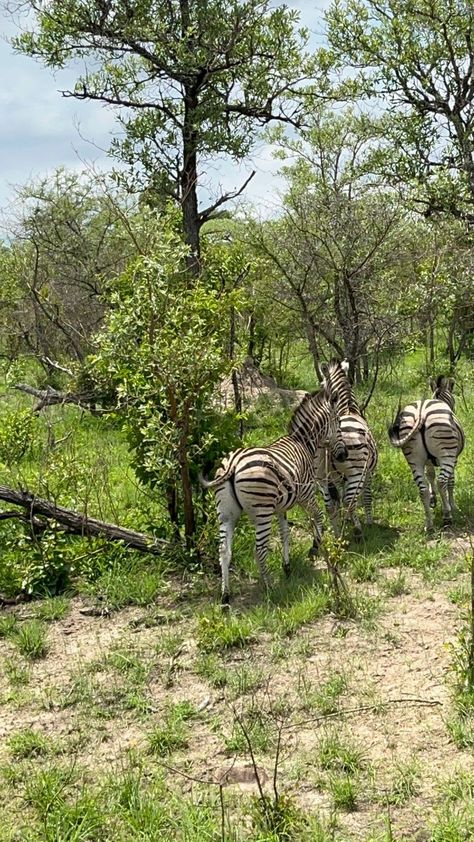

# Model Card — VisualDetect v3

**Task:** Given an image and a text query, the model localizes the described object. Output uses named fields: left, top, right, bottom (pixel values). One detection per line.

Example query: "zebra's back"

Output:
left=216, top=437, right=314, bottom=516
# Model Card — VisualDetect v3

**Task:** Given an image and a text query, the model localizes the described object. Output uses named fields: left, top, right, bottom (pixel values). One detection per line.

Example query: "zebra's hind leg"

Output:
left=251, top=514, right=274, bottom=592
left=362, top=479, right=374, bottom=526
left=410, top=464, right=433, bottom=532
left=437, top=464, right=454, bottom=527
left=448, top=472, right=456, bottom=514
left=215, top=487, right=241, bottom=607
left=426, top=462, right=437, bottom=509
left=277, top=513, right=291, bottom=578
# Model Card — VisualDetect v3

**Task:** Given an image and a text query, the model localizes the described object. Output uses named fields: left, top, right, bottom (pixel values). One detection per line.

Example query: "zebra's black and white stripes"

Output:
left=317, top=360, right=378, bottom=538
left=388, top=376, right=465, bottom=530
left=200, top=385, right=347, bottom=605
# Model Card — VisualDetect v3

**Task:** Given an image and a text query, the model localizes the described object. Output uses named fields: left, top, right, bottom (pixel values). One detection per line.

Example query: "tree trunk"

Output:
left=178, top=431, right=196, bottom=547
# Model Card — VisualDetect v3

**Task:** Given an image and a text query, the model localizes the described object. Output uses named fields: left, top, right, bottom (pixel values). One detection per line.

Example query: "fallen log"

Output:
left=0, top=485, right=168, bottom=556
left=14, top=383, right=98, bottom=413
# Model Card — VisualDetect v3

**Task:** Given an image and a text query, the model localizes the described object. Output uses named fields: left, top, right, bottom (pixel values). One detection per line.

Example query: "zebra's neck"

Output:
left=324, top=361, right=360, bottom=416
left=289, top=392, right=329, bottom=457
left=432, top=388, right=455, bottom=410
left=338, top=388, right=360, bottom=417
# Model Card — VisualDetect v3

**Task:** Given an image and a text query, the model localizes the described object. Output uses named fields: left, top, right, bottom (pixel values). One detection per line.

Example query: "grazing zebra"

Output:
left=388, top=376, right=465, bottom=531
left=200, top=385, right=347, bottom=605
left=316, top=360, right=378, bottom=538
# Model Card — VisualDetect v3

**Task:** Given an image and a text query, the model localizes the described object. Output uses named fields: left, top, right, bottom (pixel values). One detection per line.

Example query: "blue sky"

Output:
left=0, top=2, right=329, bottom=219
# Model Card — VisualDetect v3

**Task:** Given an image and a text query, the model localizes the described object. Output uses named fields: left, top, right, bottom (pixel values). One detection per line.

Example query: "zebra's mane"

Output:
left=326, top=359, right=360, bottom=415
left=288, top=388, right=326, bottom=439
left=431, top=375, right=455, bottom=410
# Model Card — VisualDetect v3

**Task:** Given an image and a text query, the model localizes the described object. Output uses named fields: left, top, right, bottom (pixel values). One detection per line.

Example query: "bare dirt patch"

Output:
left=0, top=554, right=472, bottom=839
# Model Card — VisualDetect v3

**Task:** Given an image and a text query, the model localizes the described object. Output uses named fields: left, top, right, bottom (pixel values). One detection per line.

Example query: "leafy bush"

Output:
left=0, top=408, right=37, bottom=465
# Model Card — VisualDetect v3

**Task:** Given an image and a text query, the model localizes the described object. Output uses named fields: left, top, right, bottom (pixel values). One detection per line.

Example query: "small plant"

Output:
left=34, top=595, right=70, bottom=622
left=439, top=769, right=474, bottom=802
left=155, top=631, right=184, bottom=659
left=313, top=672, right=348, bottom=716
left=350, top=554, right=378, bottom=583
left=7, top=728, right=50, bottom=759
left=147, top=702, right=195, bottom=757
left=317, top=731, right=365, bottom=775
left=4, top=657, right=30, bottom=687
left=0, top=614, right=18, bottom=639
left=383, top=759, right=420, bottom=806
left=446, top=714, right=474, bottom=749
left=384, top=570, right=409, bottom=597
left=249, top=792, right=316, bottom=841
left=225, top=707, right=274, bottom=755
left=197, top=608, right=259, bottom=652
left=227, top=665, right=265, bottom=700
left=328, top=774, right=358, bottom=811
left=195, top=653, right=228, bottom=689
left=13, top=620, right=48, bottom=660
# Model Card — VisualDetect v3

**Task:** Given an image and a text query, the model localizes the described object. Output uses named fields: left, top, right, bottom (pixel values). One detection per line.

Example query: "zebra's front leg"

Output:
left=303, top=496, right=324, bottom=557
left=342, top=478, right=363, bottom=540
left=426, top=462, right=437, bottom=509
left=320, top=482, right=341, bottom=536
left=277, top=513, right=290, bottom=578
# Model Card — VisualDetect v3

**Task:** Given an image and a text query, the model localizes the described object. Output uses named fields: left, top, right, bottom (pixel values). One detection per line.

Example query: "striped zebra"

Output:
left=200, top=385, right=347, bottom=605
left=316, top=360, right=378, bottom=538
left=388, top=376, right=465, bottom=531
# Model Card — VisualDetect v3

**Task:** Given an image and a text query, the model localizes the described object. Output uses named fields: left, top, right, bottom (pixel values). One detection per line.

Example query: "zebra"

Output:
left=388, top=375, right=465, bottom=531
left=200, top=385, right=347, bottom=605
left=316, top=359, right=378, bottom=539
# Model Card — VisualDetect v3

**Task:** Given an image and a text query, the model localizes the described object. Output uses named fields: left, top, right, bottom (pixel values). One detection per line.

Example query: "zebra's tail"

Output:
left=388, top=402, right=421, bottom=448
left=198, top=464, right=234, bottom=490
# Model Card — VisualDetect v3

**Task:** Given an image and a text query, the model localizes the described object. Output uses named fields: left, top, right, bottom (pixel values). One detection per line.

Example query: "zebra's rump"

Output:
left=395, top=400, right=464, bottom=462
left=331, top=415, right=378, bottom=477
left=219, top=439, right=314, bottom=512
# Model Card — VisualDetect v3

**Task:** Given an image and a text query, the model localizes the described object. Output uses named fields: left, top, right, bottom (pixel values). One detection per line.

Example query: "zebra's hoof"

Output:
left=221, top=593, right=230, bottom=609
left=353, top=528, right=363, bottom=542
left=308, top=545, right=319, bottom=559
left=283, top=565, right=291, bottom=579
left=442, top=517, right=453, bottom=529
left=429, top=496, right=437, bottom=509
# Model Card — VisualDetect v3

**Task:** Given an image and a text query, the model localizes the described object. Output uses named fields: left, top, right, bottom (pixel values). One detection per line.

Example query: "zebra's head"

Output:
left=430, top=375, right=456, bottom=410
left=318, top=358, right=359, bottom=417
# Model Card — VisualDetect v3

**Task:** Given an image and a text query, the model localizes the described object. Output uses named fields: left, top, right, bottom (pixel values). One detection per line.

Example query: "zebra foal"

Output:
left=316, top=360, right=378, bottom=539
left=388, top=376, right=465, bottom=531
left=200, top=385, right=347, bottom=605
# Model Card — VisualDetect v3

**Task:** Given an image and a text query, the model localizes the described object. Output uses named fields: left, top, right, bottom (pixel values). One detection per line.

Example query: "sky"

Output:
left=0, top=2, right=330, bottom=221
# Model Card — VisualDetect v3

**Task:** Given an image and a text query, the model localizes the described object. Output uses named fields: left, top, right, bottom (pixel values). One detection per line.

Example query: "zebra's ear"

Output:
left=318, top=362, right=329, bottom=383
left=341, top=360, right=350, bottom=376
left=447, top=377, right=455, bottom=392
left=429, top=377, right=437, bottom=392
left=329, top=388, right=339, bottom=407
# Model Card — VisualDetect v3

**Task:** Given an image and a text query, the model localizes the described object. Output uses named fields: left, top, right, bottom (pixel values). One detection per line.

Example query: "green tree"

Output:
left=12, top=0, right=312, bottom=269
left=3, top=169, right=148, bottom=373
left=324, top=0, right=474, bottom=222
left=251, top=109, right=410, bottom=382
left=90, top=213, right=243, bottom=544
